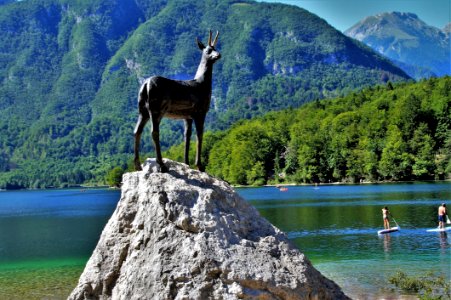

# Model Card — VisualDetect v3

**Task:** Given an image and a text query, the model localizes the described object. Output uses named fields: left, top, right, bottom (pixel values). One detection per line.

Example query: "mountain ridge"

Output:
left=0, top=0, right=410, bottom=188
left=345, top=11, right=450, bottom=80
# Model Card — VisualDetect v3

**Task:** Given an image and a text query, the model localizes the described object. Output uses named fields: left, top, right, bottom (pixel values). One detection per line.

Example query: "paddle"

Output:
left=446, top=215, right=451, bottom=225
left=390, top=214, right=401, bottom=230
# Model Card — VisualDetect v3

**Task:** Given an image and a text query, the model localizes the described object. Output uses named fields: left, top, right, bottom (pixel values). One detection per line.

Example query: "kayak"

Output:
left=378, top=227, right=399, bottom=234
left=426, top=226, right=451, bottom=232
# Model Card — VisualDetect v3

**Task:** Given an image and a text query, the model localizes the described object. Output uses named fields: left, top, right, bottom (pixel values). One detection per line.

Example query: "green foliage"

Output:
left=246, top=161, right=266, bottom=186
left=0, top=0, right=412, bottom=188
left=106, top=166, right=124, bottom=187
left=389, top=271, right=451, bottom=300
left=207, top=120, right=278, bottom=185
left=186, top=77, right=450, bottom=185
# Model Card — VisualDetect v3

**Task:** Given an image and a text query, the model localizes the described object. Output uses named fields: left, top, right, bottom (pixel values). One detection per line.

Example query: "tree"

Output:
left=106, top=167, right=124, bottom=187
left=410, top=123, right=436, bottom=179
left=246, top=161, right=266, bottom=186
left=379, top=125, right=412, bottom=180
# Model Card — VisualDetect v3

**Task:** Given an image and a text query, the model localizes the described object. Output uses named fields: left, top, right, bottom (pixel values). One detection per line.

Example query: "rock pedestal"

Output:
left=69, top=159, right=350, bottom=300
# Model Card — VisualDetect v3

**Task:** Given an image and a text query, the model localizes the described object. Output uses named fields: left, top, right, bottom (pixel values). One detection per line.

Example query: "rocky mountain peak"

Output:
left=389, top=11, right=418, bottom=20
left=347, top=11, right=432, bottom=38
left=345, top=11, right=450, bottom=79
left=444, top=23, right=451, bottom=34
left=69, top=159, right=349, bottom=299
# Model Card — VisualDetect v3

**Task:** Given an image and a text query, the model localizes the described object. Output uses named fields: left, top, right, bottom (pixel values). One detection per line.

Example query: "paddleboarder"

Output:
left=438, top=203, right=447, bottom=229
left=382, top=206, right=390, bottom=229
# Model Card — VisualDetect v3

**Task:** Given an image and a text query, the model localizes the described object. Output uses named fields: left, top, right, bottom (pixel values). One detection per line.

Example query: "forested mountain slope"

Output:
left=0, top=0, right=410, bottom=188
left=165, top=77, right=450, bottom=185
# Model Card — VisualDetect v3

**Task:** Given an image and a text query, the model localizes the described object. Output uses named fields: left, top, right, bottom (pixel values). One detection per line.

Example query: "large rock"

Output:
left=69, top=159, right=350, bottom=300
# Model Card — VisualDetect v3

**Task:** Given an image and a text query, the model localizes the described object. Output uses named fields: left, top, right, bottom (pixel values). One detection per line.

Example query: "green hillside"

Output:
left=0, top=0, right=410, bottom=189
left=165, top=77, right=450, bottom=185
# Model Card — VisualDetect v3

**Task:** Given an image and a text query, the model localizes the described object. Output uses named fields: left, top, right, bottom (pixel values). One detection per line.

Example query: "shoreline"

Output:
left=1, top=178, right=450, bottom=191
left=232, top=178, right=451, bottom=188
left=0, top=184, right=112, bottom=192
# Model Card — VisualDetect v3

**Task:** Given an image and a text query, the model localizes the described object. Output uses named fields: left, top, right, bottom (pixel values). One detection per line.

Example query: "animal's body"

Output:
left=134, top=31, right=220, bottom=172
left=139, top=76, right=211, bottom=119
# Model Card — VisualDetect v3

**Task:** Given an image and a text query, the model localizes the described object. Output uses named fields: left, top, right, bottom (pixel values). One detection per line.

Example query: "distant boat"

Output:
left=279, top=187, right=288, bottom=192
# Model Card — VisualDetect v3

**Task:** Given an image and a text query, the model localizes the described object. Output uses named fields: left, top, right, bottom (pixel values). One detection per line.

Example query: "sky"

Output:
left=258, top=0, right=451, bottom=32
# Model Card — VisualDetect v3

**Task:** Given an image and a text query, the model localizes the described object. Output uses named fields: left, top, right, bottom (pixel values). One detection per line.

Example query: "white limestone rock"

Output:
left=69, top=158, right=350, bottom=300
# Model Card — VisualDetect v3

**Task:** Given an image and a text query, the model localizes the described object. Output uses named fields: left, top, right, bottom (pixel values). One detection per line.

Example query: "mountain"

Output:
left=345, top=12, right=450, bottom=80
left=444, top=23, right=451, bottom=35
left=0, top=0, right=410, bottom=189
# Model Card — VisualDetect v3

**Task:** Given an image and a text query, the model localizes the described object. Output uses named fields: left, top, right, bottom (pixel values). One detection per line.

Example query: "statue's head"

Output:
left=197, top=30, right=221, bottom=63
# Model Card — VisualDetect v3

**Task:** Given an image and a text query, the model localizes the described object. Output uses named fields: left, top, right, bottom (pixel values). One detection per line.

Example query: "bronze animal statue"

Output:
left=134, top=31, right=221, bottom=172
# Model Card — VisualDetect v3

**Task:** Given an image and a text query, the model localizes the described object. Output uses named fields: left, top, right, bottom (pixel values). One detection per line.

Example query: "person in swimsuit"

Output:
left=382, top=206, right=390, bottom=229
left=438, top=203, right=447, bottom=229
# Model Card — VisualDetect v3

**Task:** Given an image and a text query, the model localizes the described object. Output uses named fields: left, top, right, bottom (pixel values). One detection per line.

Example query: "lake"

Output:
left=0, top=182, right=450, bottom=299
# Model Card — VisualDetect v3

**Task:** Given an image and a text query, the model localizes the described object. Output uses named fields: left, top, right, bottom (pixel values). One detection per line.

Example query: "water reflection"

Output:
left=439, top=232, right=448, bottom=251
left=383, top=234, right=391, bottom=253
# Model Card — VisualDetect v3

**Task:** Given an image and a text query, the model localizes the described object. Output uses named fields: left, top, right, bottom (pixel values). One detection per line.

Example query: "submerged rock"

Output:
left=69, top=159, right=350, bottom=300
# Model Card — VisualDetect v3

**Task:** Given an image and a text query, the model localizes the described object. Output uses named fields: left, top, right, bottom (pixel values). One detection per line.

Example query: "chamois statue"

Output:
left=134, top=31, right=221, bottom=172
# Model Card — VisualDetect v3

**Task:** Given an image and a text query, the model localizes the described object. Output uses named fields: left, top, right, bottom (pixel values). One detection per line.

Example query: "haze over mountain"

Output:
left=0, top=0, right=410, bottom=188
left=345, top=12, right=450, bottom=80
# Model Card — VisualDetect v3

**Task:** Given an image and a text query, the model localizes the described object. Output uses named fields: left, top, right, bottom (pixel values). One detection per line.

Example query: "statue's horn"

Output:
left=213, top=31, right=219, bottom=47
left=208, top=30, right=212, bottom=46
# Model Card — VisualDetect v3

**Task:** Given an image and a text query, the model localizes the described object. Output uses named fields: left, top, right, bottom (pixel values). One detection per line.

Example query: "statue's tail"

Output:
left=138, top=81, right=148, bottom=106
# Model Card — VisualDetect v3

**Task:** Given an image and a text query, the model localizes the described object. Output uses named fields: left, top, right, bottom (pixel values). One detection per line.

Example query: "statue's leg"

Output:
left=133, top=111, right=149, bottom=171
left=184, top=119, right=193, bottom=165
left=151, top=113, right=167, bottom=172
left=194, top=116, right=205, bottom=172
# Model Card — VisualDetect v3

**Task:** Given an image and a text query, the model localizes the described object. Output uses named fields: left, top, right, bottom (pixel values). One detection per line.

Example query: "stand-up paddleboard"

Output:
left=426, top=226, right=451, bottom=232
left=378, top=227, right=399, bottom=234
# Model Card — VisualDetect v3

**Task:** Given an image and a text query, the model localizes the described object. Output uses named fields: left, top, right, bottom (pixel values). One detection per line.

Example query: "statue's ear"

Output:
left=196, top=38, right=205, bottom=50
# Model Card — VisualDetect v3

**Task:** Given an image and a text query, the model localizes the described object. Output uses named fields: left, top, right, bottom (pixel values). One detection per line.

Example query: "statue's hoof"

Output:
left=159, top=164, right=169, bottom=173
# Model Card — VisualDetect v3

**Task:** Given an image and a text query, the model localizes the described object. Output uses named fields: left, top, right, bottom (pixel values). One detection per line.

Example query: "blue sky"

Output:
left=258, top=0, right=451, bottom=32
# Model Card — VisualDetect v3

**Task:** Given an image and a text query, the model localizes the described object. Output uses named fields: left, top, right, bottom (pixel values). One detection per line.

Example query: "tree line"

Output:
left=166, top=77, right=450, bottom=185
left=1, top=75, right=448, bottom=189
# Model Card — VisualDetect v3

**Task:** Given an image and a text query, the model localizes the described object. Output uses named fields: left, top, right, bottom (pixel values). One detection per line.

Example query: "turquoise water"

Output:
left=0, top=182, right=450, bottom=299
left=0, top=188, right=119, bottom=299
left=238, top=182, right=451, bottom=299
